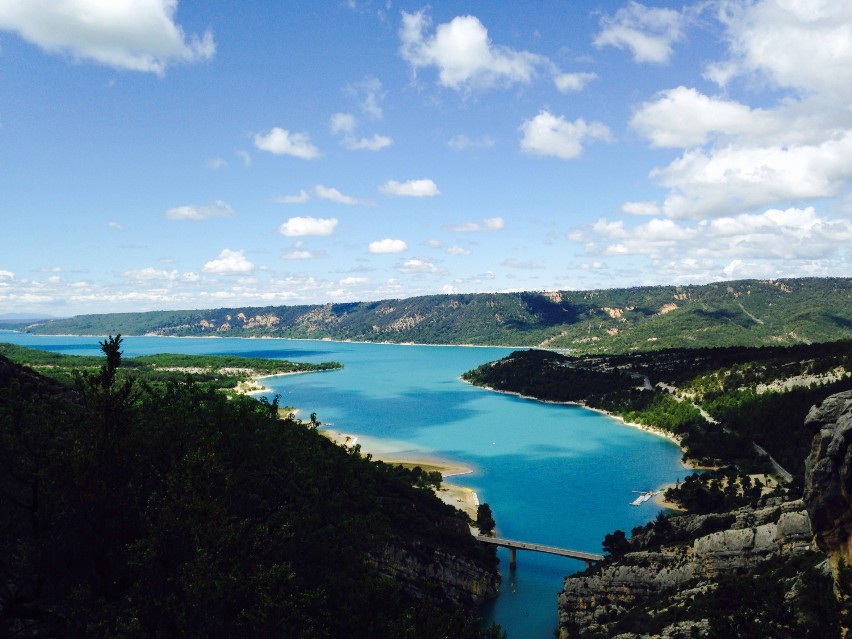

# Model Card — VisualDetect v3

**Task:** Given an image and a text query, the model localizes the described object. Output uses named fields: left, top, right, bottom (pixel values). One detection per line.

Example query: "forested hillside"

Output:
left=14, top=277, right=852, bottom=353
left=0, top=341, right=341, bottom=389
left=463, top=340, right=852, bottom=484
left=0, top=340, right=501, bottom=638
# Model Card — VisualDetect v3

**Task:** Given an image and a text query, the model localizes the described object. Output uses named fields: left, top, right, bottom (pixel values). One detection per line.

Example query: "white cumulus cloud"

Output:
left=330, top=110, right=392, bottom=151
left=398, top=258, right=441, bottom=274
left=553, top=71, right=597, bottom=93
left=369, top=239, right=408, bottom=254
left=399, top=10, right=546, bottom=91
left=254, top=127, right=320, bottom=159
left=313, top=185, right=363, bottom=205
left=594, top=1, right=684, bottom=64
left=651, top=133, right=852, bottom=219
left=630, top=87, right=761, bottom=148
left=279, top=217, right=338, bottom=237
left=628, top=4, right=852, bottom=222
left=519, top=111, right=612, bottom=160
left=0, top=0, right=215, bottom=75
left=379, top=178, right=440, bottom=197
left=202, top=249, right=254, bottom=275
left=282, top=241, right=314, bottom=260
left=570, top=207, right=852, bottom=269
left=708, top=0, right=852, bottom=99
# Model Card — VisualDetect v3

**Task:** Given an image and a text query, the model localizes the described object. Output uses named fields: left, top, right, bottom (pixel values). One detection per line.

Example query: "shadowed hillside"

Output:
left=0, top=341, right=501, bottom=638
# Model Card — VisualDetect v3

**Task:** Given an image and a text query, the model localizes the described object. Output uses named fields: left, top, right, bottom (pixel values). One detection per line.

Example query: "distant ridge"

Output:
left=0, top=313, right=61, bottom=322
left=17, top=277, right=852, bottom=354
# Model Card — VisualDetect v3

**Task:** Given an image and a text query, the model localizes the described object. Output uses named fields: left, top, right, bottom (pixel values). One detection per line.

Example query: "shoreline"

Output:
left=234, top=369, right=339, bottom=396
left=463, top=379, right=691, bottom=459
left=320, top=427, right=480, bottom=520
left=652, top=483, right=685, bottom=511
left=6, top=329, right=530, bottom=351
left=240, top=369, right=481, bottom=515
left=460, top=380, right=701, bottom=510
left=233, top=371, right=302, bottom=396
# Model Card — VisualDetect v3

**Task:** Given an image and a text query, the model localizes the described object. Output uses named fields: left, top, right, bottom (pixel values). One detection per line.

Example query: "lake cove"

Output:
left=1, top=334, right=685, bottom=637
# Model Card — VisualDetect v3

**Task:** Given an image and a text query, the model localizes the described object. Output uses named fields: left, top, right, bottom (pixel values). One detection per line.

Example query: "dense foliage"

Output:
left=12, top=277, right=852, bottom=353
left=661, top=467, right=765, bottom=515
left=0, top=339, right=499, bottom=638
left=0, top=341, right=341, bottom=389
left=462, top=348, right=639, bottom=402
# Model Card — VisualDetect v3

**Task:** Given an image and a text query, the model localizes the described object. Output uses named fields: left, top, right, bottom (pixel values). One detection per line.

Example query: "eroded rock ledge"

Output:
left=557, top=498, right=813, bottom=638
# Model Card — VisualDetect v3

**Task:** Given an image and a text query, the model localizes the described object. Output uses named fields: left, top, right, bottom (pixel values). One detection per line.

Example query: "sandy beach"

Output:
left=652, top=483, right=685, bottom=511
left=233, top=371, right=310, bottom=396
left=321, top=428, right=481, bottom=520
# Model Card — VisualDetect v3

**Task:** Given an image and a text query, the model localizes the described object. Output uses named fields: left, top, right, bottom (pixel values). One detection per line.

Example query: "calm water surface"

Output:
left=2, top=333, right=685, bottom=638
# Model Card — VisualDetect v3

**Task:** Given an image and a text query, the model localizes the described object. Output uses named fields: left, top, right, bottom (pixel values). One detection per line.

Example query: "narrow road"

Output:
left=752, top=443, right=793, bottom=483
left=655, top=382, right=794, bottom=482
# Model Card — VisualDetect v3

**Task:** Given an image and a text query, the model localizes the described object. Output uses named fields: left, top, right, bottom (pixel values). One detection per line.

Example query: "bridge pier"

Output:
left=505, top=547, right=590, bottom=570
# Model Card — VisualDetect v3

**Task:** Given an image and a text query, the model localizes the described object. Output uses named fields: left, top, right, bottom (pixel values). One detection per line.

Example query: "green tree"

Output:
left=476, top=503, right=496, bottom=536
left=602, top=529, right=631, bottom=558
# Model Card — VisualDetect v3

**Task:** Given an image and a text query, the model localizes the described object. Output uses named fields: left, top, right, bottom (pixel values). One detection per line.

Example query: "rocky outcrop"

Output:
left=804, top=390, right=852, bottom=569
left=368, top=542, right=499, bottom=607
left=557, top=498, right=813, bottom=638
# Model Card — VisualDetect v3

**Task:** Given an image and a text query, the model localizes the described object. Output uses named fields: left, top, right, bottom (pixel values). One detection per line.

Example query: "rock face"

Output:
left=804, top=390, right=852, bottom=569
left=368, top=542, right=500, bottom=607
left=557, top=498, right=813, bottom=638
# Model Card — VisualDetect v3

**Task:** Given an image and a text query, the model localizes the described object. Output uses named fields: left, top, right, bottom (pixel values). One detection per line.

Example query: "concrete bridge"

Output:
left=475, top=535, right=605, bottom=570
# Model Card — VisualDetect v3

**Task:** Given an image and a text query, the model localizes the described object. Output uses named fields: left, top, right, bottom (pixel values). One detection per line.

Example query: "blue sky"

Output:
left=1, top=0, right=850, bottom=316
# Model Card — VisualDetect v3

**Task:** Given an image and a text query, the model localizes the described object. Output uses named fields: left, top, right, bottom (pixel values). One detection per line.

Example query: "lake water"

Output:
left=1, top=333, right=686, bottom=638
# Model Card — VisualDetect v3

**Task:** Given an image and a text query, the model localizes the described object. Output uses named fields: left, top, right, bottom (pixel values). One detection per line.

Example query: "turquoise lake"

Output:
left=1, top=333, right=686, bottom=638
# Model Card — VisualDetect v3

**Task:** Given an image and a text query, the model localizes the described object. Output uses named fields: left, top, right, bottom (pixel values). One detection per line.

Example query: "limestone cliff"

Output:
left=557, top=499, right=813, bottom=638
left=804, top=390, right=852, bottom=570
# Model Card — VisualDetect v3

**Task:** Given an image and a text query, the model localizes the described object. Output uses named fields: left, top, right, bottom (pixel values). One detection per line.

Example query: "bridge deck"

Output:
left=475, top=535, right=604, bottom=563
